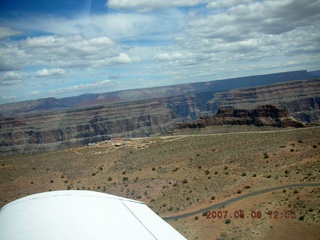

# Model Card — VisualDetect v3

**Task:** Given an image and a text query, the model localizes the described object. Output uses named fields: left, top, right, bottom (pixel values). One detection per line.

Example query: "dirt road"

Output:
left=163, top=183, right=320, bottom=221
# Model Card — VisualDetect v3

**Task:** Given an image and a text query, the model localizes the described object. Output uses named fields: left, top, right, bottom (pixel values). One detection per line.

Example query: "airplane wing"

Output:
left=0, top=190, right=186, bottom=240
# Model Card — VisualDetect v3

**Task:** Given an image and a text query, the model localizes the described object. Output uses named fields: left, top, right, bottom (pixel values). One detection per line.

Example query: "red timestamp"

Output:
left=205, top=210, right=295, bottom=220
left=267, top=210, right=295, bottom=219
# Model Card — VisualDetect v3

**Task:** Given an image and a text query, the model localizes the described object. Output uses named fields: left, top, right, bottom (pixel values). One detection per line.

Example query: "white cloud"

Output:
left=0, top=26, right=22, bottom=39
left=179, top=0, right=320, bottom=59
left=207, top=0, right=254, bottom=9
left=35, top=68, right=66, bottom=78
left=31, top=91, right=40, bottom=95
left=153, top=52, right=183, bottom=61
left=187, top=0, right=320, bottom=43
left=0, top=71, right=24, bottom=86
left=0, top=44, right=27, bottom=71
left=0, top=11, right=180, bottom=72
left=141, top=0, right=320, bottom=83
left=107, top=0, right=211, bottom=10
left=0, top=79, right=22, bottom=86
left=21, top=35, right=114, bottom=56
left=8, top=13, right=157, bottom=40
left=109, top=53, right=132, bottom=64
left=5, top=35, right=133, bottom=70
left=2, top=71, right=22, bottom=80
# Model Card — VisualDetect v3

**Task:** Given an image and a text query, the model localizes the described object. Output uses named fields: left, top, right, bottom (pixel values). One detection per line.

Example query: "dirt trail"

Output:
left=163, top=183, right=320, bottom=221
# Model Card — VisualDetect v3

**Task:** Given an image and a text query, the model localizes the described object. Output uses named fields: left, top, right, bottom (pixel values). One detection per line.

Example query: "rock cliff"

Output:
left=176, top=104, right=305, bottom=129
left=205, top=79, right=320, bottom=123
left=0, top=100, right=177, bottom=155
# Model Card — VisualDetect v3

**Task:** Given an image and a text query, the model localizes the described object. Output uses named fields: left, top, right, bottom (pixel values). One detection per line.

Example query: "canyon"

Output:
left=0, top=70, right=319, bottom=155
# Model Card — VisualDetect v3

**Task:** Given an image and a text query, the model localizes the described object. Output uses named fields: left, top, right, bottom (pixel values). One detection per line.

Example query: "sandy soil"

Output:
left=0, top=125, right=319, bottom=239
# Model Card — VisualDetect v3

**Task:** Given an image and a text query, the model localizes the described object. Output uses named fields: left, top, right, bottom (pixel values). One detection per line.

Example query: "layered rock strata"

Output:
left=176, top=105, right=305, bottom=129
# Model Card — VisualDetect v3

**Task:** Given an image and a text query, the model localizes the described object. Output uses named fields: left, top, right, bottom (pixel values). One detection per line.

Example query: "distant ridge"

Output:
left=59, top=70, right=315, bottom=106
left=0, top=70, right=317, bottom=117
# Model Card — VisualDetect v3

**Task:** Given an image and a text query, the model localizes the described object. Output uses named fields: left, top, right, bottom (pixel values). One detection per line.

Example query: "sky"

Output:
left=0, top=0, right=319, bottom=104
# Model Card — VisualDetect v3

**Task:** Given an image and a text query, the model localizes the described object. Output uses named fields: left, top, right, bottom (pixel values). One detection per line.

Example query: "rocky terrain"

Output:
left=176, top=105, right=305, bottom=129
left=1, top=126, right=319, bottom=239
left=0, top=71, right=319, bottom=155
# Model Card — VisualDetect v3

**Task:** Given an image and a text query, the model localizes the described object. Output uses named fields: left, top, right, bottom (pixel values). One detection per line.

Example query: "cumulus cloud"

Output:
left=0, top=44, right=27, bottom=71
left=1, top=35, right=134, bottom=70
left=187, top=0, right=320, bottom=42
left=2, top=71, right=22, bottom=80
left=0, top=10, right=177, bottom=71
left=35, top=68, right=66, bottom=78
left=21, top=35, right=114, bottom=57
left=180, top=0, right=320, bottom=61
left=0, top=71, right=24, bottom=86
left=109, top=53, right=132, bottom=64
left=144, top=0, right=320, bottom=82
left=153, top=52, right=184, bottom=61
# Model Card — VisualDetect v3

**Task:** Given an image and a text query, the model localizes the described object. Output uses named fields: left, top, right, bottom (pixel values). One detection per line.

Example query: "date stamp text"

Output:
left=205, top=210, right=295, bottom=220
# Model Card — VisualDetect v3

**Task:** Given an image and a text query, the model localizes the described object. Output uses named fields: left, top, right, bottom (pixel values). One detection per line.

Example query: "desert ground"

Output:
left=0, top=125, right=319, bottom=239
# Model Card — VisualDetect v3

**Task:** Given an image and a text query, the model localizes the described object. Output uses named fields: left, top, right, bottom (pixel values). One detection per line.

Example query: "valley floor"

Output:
left=1, top=125, right=319, bottom=239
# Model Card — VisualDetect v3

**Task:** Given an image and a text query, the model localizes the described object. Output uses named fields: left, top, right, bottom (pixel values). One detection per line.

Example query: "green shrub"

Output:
left=225, top=219, right=231, bottom=224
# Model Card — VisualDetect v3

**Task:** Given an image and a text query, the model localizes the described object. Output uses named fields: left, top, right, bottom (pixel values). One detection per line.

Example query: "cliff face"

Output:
left=177, top=104, right=305, bottom=129
left=0, top=100, right=177, bottom=155
left=205, top=79, right=320, bottom=123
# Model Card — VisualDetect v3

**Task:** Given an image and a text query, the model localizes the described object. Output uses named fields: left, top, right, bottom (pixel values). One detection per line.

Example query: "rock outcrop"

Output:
left=205, top=79, right=320, bottom=123
left=176, top=105, right=305, bottom=129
